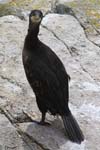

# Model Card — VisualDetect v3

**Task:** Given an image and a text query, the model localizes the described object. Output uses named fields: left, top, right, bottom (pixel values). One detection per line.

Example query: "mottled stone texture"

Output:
left=0, top=4, right=100, bottom=150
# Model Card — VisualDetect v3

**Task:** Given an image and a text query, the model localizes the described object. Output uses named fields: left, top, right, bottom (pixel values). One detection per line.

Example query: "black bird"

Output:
left=22, top=10, right=84, bottom=144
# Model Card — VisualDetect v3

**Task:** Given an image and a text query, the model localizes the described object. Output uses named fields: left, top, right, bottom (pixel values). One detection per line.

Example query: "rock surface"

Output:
left=0, top=5, right=100, bottom=150
left=55, top=0, right=100, bottom=47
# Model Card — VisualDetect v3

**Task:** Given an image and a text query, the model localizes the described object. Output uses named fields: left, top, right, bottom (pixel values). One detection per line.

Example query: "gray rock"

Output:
left=0, top=0, right=11, bottom=4
left=57, top=0, right=75, bottom=3
left=55, top=0, right=100, bottom=47
left=0, top=113, right=39, bottom=150
left=42, top=14, right=100, bottom=81
left=53, top=4, right=75, bottom=17
left=0, top=12, right=100, bottom=150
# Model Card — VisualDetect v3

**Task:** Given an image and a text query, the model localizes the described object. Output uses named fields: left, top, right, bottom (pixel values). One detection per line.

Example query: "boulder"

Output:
left=0, top=12, right=100, bottom=150
left=54, top=0, right=100, bottom=46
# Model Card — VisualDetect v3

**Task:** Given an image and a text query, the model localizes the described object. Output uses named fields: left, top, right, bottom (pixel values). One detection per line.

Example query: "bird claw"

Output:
left=38, top=121, right=51, bottom=126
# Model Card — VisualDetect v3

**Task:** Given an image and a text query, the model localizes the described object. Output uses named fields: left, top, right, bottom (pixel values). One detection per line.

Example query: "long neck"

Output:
left=24, top=22, right=40, bottom=50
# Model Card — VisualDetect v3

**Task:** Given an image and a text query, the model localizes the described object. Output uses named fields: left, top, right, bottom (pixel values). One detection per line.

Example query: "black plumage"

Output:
left=22, top=10, right=84, bottom=144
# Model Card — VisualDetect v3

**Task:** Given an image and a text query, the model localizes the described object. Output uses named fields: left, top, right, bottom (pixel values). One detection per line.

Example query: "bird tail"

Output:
left=61, top=113, right=84, bottom=144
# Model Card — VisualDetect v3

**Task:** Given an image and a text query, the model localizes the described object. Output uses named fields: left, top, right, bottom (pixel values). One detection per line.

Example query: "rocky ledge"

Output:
left=0, top=1, right=100, bottom=150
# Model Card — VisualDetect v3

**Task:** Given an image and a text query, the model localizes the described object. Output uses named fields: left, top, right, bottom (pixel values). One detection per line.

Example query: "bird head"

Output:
left=29, top=10, right=43, bottom=25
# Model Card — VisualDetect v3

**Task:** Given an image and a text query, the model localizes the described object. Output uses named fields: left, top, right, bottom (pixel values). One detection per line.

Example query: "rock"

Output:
left=57, top=0, right=75, bottom=3
left=42, top=14, right=100, bottom=81
left=89, top=35, right=100, bottom=47
left=0, top=0, right=11, bottom=4
left=19, top=121, right=86, bottom=150
left=0, top=113, right=39, bottom=150
left=0, top=12, right=100, bottom=150
left=53, top=4, right=75, bottom=17
left=54, top=0, right=100, bottom=46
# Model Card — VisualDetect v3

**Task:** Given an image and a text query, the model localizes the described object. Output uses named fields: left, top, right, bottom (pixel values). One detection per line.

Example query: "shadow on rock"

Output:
left=22, top=117, right=68, bottom=150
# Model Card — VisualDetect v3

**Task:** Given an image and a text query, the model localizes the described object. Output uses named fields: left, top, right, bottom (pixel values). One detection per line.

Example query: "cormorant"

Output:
left=22, top=10, right=84, bottom=144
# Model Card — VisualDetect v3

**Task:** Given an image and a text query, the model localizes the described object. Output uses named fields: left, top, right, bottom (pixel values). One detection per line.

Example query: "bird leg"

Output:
left=38, top=112, right=51, bottom=126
